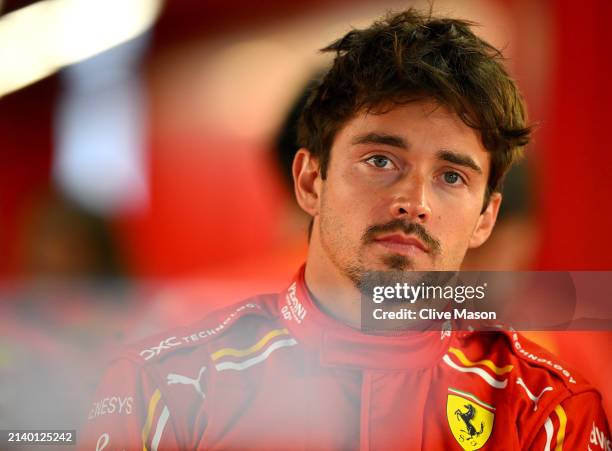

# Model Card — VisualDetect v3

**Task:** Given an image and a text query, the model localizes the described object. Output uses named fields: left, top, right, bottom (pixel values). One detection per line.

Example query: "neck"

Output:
left=303, top=240, right=362, bottom=329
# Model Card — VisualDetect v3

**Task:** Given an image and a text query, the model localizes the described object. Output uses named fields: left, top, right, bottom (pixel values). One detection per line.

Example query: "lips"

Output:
left=373, top=233, right=430, bottom=254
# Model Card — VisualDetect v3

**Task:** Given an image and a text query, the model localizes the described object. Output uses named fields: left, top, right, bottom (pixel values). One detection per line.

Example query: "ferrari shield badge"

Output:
left=447, top=388, right=495, bottom=450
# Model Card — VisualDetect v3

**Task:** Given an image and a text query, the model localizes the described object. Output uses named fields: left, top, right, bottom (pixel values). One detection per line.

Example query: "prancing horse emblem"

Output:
left=447, top=389, right=495, bottom=451
left=455, top=404, right=484, bottom=438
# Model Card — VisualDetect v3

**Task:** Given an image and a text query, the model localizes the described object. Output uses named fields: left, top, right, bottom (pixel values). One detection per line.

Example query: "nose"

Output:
left=389, top=174, right=432, bottom=223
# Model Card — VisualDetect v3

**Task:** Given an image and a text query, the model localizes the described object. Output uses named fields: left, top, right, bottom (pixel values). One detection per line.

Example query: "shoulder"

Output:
left=448, top=329, right=607, bottom=446
left=115, top=293, right=283, bottom=367
left=451, top=329, right=590, bottom=390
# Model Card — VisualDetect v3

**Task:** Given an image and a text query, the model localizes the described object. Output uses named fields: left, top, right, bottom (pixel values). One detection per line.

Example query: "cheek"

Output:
left=435, top=190, right=483, bottom=225
left=430, top=193, right=475, bottom=226
left=320, top=185, right=351, bottom=233
left=319, top=186, right=379, bottom=253
left=436, top=209, right=481, bottom=253
left=327, top=168, right=383, bottom=215
left=344, top=169, right=393, bottom=213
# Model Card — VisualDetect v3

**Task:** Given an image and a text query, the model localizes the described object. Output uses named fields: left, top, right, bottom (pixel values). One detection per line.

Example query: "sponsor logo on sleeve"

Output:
left=140, top=337, right=182, bottom=361
left=590, top=422, right=612, bottom=451
left=512, top=333, right=576, bottom=384
left=88, top=396, right=133, bottom=420
left=140, top=303, right=260, bottom=360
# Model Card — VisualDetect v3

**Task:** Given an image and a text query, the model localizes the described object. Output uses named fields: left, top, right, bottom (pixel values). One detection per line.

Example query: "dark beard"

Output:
left=345, top=257, right=417, bottom=298
left=381, top=253, right=413, bottom=271
left=344, top=243, right=415, bottom=288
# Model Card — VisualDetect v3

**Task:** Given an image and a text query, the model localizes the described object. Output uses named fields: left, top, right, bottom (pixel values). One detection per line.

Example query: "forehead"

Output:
left=337, top=100, right=486, bottom=154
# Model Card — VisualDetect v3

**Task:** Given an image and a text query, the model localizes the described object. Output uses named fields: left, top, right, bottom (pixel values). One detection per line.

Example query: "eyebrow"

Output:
left=437, top=150, right=482, bottom=174
left=351, top=132, right=408, bottom=149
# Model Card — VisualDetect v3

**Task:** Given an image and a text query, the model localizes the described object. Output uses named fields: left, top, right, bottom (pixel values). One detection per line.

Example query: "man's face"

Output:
left=295, top=99, right=501, bottom=287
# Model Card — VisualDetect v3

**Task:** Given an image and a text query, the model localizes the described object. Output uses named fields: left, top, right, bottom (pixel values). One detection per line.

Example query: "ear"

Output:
left=292, top=148, right=322, bottom=217
left=468, top=192, right=502, bottom=249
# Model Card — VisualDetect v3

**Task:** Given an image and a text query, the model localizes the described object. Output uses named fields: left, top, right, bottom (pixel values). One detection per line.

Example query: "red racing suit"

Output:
left=80, top=267, right=611, bottom=450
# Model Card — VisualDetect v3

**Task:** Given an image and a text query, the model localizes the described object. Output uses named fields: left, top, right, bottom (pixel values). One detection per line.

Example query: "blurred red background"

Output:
left=2, top=0, right=611, bottom=277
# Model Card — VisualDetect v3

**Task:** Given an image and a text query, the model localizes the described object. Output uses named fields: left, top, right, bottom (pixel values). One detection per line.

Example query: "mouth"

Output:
left=372, top=233, right=430, bottom=256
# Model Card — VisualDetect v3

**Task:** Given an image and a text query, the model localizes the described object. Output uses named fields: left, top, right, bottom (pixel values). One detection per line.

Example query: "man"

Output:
left=81, top=9, right=610, bottom=450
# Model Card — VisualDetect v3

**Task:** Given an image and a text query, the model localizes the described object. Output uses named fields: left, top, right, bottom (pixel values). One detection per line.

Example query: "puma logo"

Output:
left=516, top=377, right=553, bottom=411
left=167, top=366, right=207, bottom=398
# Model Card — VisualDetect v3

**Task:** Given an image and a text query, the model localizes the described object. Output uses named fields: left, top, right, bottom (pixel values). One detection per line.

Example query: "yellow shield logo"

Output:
left=447, top=388, right=495, bottom=450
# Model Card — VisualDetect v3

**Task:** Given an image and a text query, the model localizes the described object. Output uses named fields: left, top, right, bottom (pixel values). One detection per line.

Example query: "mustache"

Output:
left=363, top=219, right=441, bottom=255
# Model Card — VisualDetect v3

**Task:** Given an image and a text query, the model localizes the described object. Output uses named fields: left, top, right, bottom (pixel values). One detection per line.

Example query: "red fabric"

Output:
left=80, top=268, right=609, bottom=450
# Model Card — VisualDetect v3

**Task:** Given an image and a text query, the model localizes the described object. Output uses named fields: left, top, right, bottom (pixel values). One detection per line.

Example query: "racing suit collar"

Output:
left=279, top=265, right=451, bottom=370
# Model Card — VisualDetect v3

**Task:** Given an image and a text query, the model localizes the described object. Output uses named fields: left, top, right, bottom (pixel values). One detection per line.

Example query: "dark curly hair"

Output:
left=297, top=9, right=531, bottom=208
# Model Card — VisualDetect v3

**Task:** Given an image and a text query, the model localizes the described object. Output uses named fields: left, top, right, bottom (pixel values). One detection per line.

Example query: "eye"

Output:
left=442, top=171, right=465, bottom=185
left=365, top=155, right=396, bottom=169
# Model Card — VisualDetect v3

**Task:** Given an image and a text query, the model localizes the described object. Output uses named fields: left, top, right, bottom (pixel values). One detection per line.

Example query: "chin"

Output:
left=380, top=254, right=415, bottom=271
left=359, top=254, right=416, bottom=273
